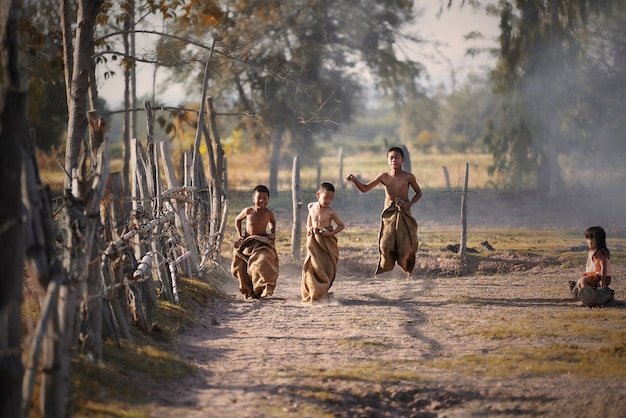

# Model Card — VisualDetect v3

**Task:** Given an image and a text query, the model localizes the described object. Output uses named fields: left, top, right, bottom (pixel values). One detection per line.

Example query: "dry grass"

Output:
left=222, top=148, right=499, bottom=192
left=70, top=276, right=223, bottom=417
left=430, top=341, right=626, bottom=378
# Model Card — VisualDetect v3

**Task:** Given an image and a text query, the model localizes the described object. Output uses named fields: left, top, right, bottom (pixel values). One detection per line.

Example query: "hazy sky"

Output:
left=97, top=4, right=499, bottom=108
left=418, top=3, right=499, bottom=88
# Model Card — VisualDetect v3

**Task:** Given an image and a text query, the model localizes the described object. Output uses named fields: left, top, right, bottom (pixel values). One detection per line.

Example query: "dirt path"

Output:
left=148, top=250, right=626, bottom=418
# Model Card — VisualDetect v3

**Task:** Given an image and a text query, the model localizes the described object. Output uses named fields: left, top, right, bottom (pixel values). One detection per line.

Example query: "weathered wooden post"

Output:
left=130, top=138, right=142, bottom=261
left=316, top=164, right=321, bottom=190
left=223, top=158, right=228, bottom=196
left=442, top=166, right=451, bottom=191
left=459, top=162, right=469, bottom=256
left=104, top=172, right=132, bottom=339
left=338, top=147, right=344, bottom=192
left=184, top=152, right=193, bottom=219
left=206, top=97, right=226, bottom=259
left=144, top=101, right=159, bottom=216
left=401, top=144, right=412, bottom=173
left=160, top=142, right=199, bottom=276
left=291, top=156, right=302, bottom=261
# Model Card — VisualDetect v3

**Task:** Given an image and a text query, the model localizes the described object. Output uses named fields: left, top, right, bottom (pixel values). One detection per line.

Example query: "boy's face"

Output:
left=253, top=191, right=269, bottom=209
left=317, top=190, right=334, bottom=208
left=387, top=151, right=404, bottom=169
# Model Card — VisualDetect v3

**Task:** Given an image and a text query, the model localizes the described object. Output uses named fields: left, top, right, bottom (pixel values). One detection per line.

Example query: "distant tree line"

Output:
left=24, top=1, right=625, bottom=194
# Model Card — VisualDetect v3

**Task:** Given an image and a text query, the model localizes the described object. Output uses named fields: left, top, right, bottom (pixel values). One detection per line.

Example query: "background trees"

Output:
left=14, top=0, right=626, bottom=194
left=484, top=0, right=626, bottom=193
left=157, top=0, right=426, bottom=192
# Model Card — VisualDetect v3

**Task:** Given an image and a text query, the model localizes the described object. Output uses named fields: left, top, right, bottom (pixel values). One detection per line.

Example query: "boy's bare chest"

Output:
left=312, top=206, right=331, bottom=224
left=249, top=210, right=269, bottom=222
left=383, top=175, right=408, bottom=190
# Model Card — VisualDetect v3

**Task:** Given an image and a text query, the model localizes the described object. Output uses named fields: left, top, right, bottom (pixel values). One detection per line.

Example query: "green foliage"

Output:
left=158, top=0, right=427, bottom=190
left=18, top=0, right=68, bottom=150
left=28, top=77, right=67, bottom=150
left=485, top=0, right=626, bottom=191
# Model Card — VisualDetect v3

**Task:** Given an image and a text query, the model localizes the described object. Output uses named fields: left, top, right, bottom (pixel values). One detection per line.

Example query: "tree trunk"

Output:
left=49, top=1, right=104, bottom=416
left=0, top=3, right=26, bottom=411
left=122, top=10, right=131, bottom=194
left=129, top=0, right=137, bottom=148
left=189, top=44, right=216, bottom=266
left=206, top=97, right=226, bottom=260
left=63, top=0, right=103, bottom=190
left=269, top=124, right=284, bottom=193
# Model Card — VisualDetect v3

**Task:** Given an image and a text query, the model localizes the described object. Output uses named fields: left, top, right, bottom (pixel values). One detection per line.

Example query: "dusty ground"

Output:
left=146, top=250, right=625, bottom=418
left=147, top=192, right=626, bottom=417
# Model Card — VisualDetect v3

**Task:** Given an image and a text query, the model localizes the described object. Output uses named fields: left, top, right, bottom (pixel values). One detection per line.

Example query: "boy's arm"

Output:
left=345, top=173, right=383, bottom=193
left=329, top=210, right=345, bottom=236
left=306, top=207, right=314, bottom=235
left=406, top=174, right=423, bottom=208
left=395, top=174, right=422, bottom=212
left=268, top=210, right=276, bottom=240
left=234, top=208, right=247, bottom=239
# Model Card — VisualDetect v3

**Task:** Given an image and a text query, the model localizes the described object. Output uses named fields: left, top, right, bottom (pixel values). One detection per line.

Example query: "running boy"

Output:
left=301, top=182, right=345, bottom=303
left=345, top=146, right=422, bottom=278
left=231, top=185, right=279, bottom=299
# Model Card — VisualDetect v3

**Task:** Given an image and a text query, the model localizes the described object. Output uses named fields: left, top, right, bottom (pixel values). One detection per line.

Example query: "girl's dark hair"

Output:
left=585, top=226, right=610, bottom=259
left=254, top=184, right=270, bottom=197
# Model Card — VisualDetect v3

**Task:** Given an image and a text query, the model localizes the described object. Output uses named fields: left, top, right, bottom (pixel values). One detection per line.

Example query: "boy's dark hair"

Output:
left=253, top=184, right=270, bottom=197
left=387, top=146, right=404, bottom=158
left=319, top=182, right=335, bottom=193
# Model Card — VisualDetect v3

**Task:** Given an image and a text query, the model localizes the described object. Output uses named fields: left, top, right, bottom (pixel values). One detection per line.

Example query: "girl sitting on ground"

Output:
left=576, top=226, right=612, bottom=292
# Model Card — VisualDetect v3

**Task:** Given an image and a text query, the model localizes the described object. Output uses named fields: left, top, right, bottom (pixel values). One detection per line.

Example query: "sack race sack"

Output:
left=578, top=286, right=614, bottom=307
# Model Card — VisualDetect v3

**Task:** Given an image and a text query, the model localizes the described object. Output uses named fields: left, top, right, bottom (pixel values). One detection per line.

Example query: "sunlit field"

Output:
left=224, top=146, right=499, bottom=193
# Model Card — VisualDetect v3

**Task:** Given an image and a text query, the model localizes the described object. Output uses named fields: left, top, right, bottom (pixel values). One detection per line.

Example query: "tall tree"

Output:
left=485, top=0, right=623, bottom=193
left=565, top=9, right=626, bottom=186
left=63, top=0, right=104, bottom=189
left=160, top=0, right=426, bottom=191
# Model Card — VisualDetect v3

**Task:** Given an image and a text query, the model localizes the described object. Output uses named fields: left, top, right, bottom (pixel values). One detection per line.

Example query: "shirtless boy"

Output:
left=301, top=182, right=345, bottom=303
left=231, top=185, right=279, bottom=299
left=306, top=182, right=345, bottom=238
left=345, top=147, right=422, bottom=277
left=234, top=184, right=276, bottom=245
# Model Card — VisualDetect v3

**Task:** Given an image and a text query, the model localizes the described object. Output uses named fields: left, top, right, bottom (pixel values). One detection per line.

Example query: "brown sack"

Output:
left=376, top=202, right=418, bottom=275
left=301, top=232, right=339, bottom=303
left=231, top=235, right=279, bottom=299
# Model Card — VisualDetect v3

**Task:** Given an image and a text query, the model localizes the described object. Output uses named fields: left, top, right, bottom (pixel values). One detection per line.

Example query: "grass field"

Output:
left=225, top=147, right=499, bottom=193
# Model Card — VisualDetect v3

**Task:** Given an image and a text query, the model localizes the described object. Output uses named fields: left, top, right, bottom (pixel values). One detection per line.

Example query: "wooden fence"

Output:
left=20, top=98, right=227, bottom=416
left=97, top=102, right=228, bottom=342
